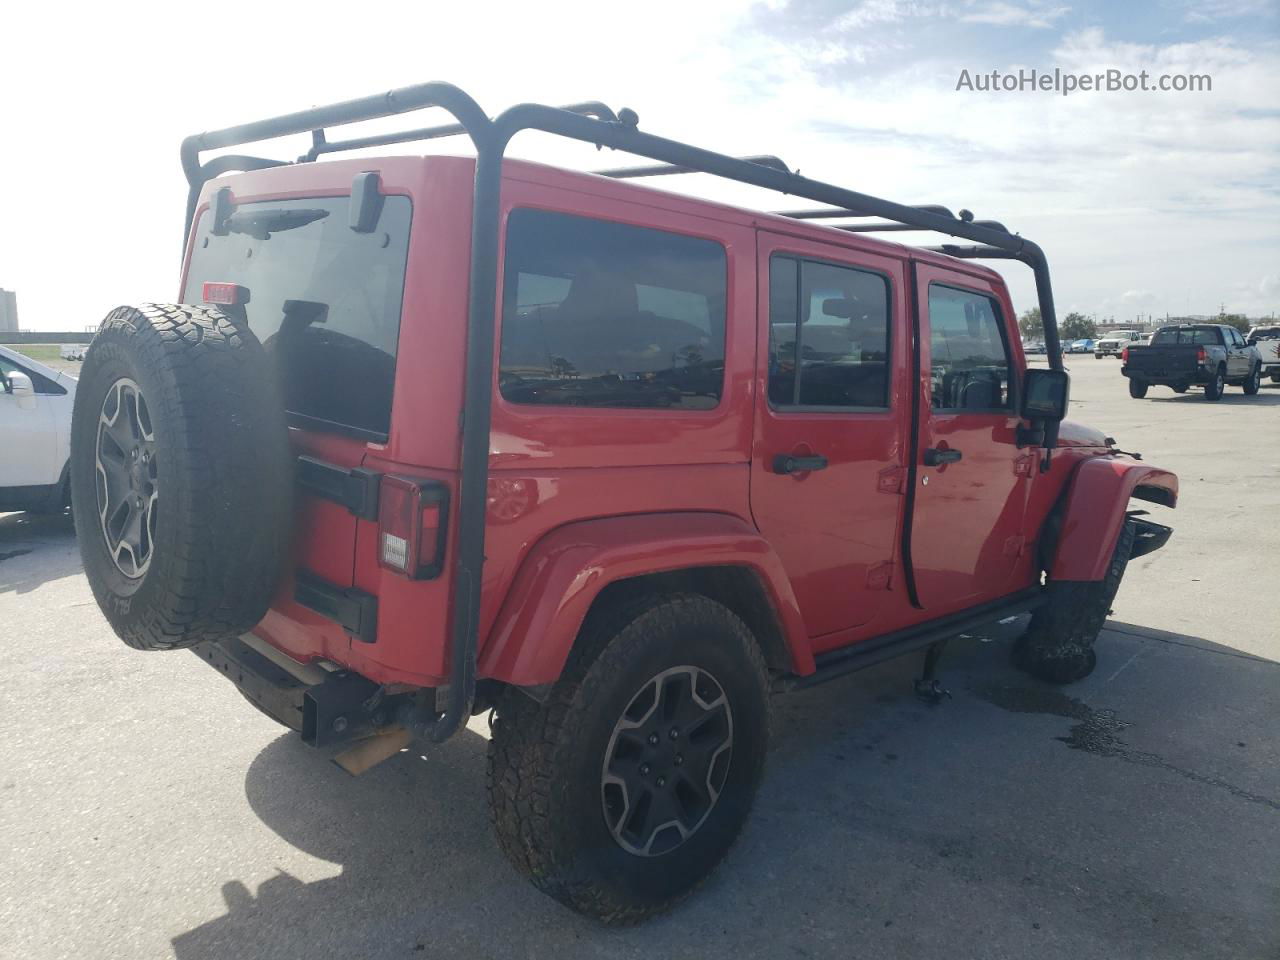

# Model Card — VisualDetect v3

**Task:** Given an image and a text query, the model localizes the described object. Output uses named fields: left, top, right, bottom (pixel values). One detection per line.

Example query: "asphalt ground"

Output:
left=2, top=355, right=1276, bottom=959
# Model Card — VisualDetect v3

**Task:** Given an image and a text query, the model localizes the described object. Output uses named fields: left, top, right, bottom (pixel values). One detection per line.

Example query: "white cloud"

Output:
left=959, top=2, right=1070, bottom=28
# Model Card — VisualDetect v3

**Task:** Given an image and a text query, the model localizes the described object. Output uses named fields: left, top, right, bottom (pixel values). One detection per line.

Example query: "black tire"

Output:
left=487, top=593, right=770, bottom=924
left=1203, top=365, right=1225, bottom=401
left=1171, top=383, right=1188, bottom=394
left=1013, top=521, right=1137, bottom=684
left=1243, top=363, right=1261, bottom=395
left=70, top=304, right=293, bottom=651
left=1128, top=378, right=1148, bottom=398
left=1270, top=372, right=1280, bottom=384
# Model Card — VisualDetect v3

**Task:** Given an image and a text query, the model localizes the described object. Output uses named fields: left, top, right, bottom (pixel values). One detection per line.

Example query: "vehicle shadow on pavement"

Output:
left=1144, top=387, right=1280, bottom=405
left=171, top=619, right=1280, bottom=960
left=0, top=510, right=78, bottom=594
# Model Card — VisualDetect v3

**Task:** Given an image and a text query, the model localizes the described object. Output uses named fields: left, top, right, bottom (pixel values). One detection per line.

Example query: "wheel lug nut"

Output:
left=674, top=754, right=683, bottom=766
left=647, top=733, right=659, bottom=747
left=669, top=728, right=680, bottom=740
left=639, top=763, right=651, bottom=776
left=656, top=776, right=667, bottom=787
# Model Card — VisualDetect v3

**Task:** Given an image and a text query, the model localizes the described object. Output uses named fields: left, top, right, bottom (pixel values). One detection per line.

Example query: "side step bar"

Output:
left=776, top=588, right=1045, bottom=692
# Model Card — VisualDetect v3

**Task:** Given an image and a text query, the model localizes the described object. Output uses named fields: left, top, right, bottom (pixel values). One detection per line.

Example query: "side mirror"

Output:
left=1022, top=368, right=1069, bottom=421
left=7, top=371, right=35, bottom=399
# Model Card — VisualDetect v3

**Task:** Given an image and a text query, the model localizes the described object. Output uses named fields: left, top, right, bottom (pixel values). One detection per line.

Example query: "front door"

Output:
left=909, top=264, right=1029, bottom=612
left=750, top=232, right=909, bottom=647
left=0, top=357, right=58, bottom=487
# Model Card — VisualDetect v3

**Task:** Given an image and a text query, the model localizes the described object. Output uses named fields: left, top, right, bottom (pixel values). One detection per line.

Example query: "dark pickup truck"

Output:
left=1122, top=323, right=1263, bottom=400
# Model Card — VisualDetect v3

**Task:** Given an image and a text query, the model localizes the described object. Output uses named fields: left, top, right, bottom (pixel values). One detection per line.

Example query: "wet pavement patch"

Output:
left=975, top=682, right=1279, bottom=811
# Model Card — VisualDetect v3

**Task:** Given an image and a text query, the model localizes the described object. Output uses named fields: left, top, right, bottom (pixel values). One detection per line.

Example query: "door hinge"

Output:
left=867, top=562, right=894, bottom=590
left=1002, top=535, right=1026, bottom=558
left=877, top=466, right=906, bottom=495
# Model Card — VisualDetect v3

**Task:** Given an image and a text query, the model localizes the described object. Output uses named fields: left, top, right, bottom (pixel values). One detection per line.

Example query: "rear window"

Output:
left=1151, top=326, right=1221, bottom=345
left=183, top=194, right=412, bottom=440
left=499, top=209, right=727, bottom=410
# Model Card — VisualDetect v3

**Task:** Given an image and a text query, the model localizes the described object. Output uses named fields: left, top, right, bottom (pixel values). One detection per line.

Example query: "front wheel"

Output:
left=487, top=594, right=770, bottom=924
left=1013, top=521, right=1137, bottom=684
left=1203, top=366, right=1226, bottom=401
left=1128, top=378, right=1148, bottom=398
left=1243, top=364, right=1261, bottom=395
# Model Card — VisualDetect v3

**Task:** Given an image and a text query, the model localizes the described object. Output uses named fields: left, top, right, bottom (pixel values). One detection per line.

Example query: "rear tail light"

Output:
left=377, top=475, right=449, bottom=580
left=201, top=281, right=250, bottom=306
left=1121, top=347, right=1129, bottom=363
left=1197, top=346, right=1208, bottom=364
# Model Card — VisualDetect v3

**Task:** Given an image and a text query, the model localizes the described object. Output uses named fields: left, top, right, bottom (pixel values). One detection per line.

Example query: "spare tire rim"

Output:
left=95, top=378, right=158, bottom=579
left=601, top=664, right=734, bottom=857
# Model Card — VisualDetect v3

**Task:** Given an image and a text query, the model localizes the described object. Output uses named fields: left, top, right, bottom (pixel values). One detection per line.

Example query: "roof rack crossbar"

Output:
left=300, top=101, right=620, bottom=163
left=596, top=154, right=790, bottom=178
left=775, top=204, right=956, bottom=220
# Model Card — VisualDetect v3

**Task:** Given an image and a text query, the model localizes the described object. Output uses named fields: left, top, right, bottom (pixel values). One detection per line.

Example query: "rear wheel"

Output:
left=1128, top=378, right=1148, bottom=398
left=1243, top=364, right=1261, bottom=395
left=1203, top=365, right=1226, bottom=401
left=487, top=593, right=770, bottom=924
left=1013, top=521, right=1137, bottom=684
left=1171, top=383, right=1188, bottom=394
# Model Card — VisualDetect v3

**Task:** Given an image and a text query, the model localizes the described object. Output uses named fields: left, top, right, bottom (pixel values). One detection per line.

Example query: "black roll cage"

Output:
left=180, top=81, right=1064, bottom=743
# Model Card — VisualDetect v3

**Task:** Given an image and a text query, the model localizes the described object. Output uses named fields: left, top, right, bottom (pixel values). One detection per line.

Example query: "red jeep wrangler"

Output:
left=70, top=83, right=1177, bottom=922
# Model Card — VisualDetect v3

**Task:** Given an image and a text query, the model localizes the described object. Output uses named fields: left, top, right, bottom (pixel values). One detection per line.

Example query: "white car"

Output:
left=0, top=344, right=77, bottom=512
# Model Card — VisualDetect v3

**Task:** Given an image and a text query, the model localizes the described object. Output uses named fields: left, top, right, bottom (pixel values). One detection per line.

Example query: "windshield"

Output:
left=183, top=194, right=412, bottom=440
left=1151, top=326, right=1221, bottom=345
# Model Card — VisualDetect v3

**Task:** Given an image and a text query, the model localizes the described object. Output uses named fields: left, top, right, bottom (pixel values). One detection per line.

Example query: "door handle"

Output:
left=923, top=447, right=962, bottom=466
left=773, top=454, right=829, bottom=475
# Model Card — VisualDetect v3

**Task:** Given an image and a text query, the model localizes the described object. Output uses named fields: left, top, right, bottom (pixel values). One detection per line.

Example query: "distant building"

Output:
left=0, top=289, right=18, bottom=332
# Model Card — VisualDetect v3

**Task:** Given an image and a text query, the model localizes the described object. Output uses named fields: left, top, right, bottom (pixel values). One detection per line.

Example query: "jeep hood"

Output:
left=1055, top=419, right=1108, bottom=449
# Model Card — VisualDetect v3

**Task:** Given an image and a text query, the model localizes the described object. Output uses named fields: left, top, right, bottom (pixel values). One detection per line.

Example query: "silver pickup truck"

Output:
left=1248, top=325, right=1280, bottom=383
left=1122, top=323, right=1263, bottom=400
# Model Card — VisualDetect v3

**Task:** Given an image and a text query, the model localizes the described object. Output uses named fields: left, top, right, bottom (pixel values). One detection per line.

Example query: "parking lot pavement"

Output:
left=1, top=359, right=1276, bottom=960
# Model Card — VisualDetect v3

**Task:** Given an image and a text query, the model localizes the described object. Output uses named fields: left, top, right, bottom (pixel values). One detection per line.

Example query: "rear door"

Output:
left=182, top=192, right=414, bottom=592
left=909, top=264, right=1029, bottom=612
left=750, top=232, right=909, bottom=647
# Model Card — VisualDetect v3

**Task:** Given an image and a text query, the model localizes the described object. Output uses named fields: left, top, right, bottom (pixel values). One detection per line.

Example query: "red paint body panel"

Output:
left=479, top=512, right=812, bottom=686
left=750, top=231, right=910, bottom=646
left=178, top=154, right=1175, bottom=691
left=1051, top=457, right=1179, bottom=581
left=910, top=263, right=1030, bottom=611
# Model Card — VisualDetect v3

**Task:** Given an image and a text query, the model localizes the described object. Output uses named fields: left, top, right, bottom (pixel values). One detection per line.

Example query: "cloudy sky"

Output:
left=1, top=0, right=1276, bottom=331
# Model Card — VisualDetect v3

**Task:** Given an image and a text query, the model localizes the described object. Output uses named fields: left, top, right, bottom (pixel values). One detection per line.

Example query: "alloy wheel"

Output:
left=95, top=378, right=158, bottom=578
left=601, top=665, right=734, bottom=857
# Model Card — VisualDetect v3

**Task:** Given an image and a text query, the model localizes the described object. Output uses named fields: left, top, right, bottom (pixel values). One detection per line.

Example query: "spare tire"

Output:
left=70, top=304, right=293, bottom=651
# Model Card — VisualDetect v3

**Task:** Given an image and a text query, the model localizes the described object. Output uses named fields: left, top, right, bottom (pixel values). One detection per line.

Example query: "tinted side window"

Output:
left=500, top=209, right=727, bottom=410
left=928, top=285, right=1011, bottom=411
left=768, top=256, right=891, bottom=408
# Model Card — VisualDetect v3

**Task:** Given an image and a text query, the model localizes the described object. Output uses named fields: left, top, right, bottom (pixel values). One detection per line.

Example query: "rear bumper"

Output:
left=193, top=636, right=419, bottom=749
left=1122, top=364, right=1209, bottom=384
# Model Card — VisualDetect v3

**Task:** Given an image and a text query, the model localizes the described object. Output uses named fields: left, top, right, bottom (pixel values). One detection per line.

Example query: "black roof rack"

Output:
left=179, top=81, right=1063, bottom=746
left=595, top=154, right=791, bottom=178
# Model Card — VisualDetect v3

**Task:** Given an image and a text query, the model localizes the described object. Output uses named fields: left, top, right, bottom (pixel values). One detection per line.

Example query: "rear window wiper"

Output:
left=225, top=208, right=329, bottom=240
